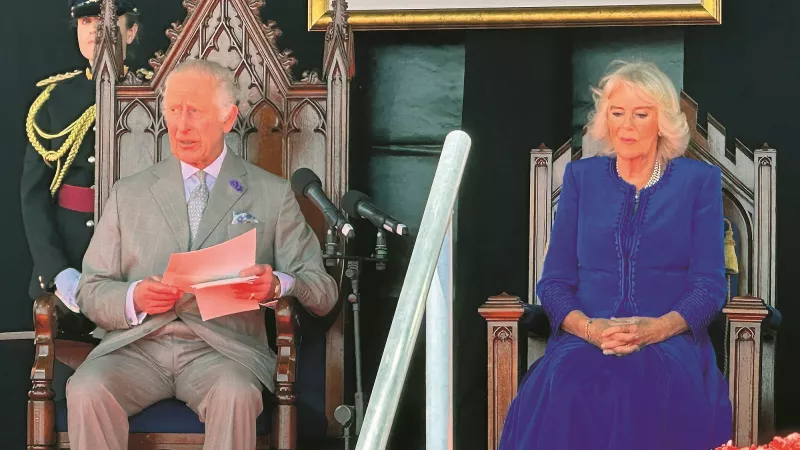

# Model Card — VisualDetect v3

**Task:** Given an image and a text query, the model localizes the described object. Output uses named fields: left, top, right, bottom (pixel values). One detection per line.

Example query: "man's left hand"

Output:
left=234, top=264, right=279, bottom=302
left=599, top=316, right=668, bottom=356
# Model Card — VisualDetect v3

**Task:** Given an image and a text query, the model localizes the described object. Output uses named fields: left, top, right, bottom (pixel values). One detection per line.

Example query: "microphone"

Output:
left=290, top=168, right=354, bottom=238
left=341, top=190, right=409, bottom=236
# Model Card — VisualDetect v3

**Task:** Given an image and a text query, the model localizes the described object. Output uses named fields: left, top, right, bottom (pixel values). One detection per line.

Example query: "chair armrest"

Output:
left=31, top=294, right=57, bottom=384
left=274, top=296, right=298, bottom=388
left=28, top=294, right=58, bottom=448
left=272, top=296, right=298, bottom=450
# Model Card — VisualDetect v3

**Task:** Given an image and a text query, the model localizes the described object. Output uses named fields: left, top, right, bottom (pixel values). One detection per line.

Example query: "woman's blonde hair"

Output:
left=585, top=60, right=690, bottom=162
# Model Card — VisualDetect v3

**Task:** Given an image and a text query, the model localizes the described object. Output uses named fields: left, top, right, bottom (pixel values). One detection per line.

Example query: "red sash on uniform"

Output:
left=58, top=184, right=94, bottom=213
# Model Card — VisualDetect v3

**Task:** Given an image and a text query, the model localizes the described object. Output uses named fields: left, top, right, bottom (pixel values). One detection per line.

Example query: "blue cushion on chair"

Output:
left=55, top=396, right=272, bottom=434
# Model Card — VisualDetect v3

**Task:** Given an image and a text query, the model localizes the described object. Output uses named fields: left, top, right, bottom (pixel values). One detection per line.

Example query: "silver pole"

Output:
left=426, top=221, right=454, bottom=450
left=356, top=130, right=471, bottom=450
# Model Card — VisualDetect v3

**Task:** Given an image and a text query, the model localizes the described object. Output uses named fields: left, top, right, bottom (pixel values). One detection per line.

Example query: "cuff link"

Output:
left=38, top=275, right=46, bottom=290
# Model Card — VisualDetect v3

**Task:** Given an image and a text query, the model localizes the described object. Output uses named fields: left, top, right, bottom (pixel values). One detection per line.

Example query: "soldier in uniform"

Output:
left=21, top=0, right=141, bottom=338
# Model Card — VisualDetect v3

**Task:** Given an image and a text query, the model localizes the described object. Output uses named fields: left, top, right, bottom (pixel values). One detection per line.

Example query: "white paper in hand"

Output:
left=191, top=275, right=257, bottom=290
left=161, top=229, right=262, bottom=320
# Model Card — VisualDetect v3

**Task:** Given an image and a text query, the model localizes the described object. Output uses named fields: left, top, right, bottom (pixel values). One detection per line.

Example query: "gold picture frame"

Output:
left=308, top=0, right=720, bottom=30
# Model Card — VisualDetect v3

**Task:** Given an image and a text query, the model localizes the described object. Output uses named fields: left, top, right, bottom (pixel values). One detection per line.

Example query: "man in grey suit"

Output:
left=66, top=59, right=338, bottom=450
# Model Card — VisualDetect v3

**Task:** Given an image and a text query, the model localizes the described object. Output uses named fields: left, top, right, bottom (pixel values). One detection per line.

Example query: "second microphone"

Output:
left=341, top=190, right=409, bottom=237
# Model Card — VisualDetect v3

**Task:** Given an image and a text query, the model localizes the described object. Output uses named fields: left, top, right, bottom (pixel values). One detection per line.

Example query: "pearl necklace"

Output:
left=616, top=158, right=662, bottom=201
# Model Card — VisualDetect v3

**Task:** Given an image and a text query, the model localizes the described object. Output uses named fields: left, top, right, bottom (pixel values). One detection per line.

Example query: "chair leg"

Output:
left=724, top=296, right=769, bottom=447
left=271, top=382, right=297, bottom=450
left=27, top=380, right=56, bottom=449
left=272, top=297, right=297, bottom=449
left=29, top=295, right=57, bottom=450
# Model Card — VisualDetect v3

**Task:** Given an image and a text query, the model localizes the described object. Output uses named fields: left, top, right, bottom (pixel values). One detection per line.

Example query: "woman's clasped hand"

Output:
left=588, top=316, right=668, bottom=356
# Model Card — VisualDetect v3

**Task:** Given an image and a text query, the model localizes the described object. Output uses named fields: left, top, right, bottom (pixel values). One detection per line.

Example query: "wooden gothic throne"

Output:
left=27, top=0, right=355, bottom=449
left=480, top=91, right=780, bottom=449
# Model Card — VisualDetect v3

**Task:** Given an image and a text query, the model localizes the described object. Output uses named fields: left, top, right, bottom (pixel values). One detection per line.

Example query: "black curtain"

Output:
left=684, top=0, right=800, bottom=433
left=456, top=28, right=573, bottom=447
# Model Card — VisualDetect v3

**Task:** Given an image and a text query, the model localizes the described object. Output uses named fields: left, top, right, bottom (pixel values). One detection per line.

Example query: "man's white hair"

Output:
left=162, top=59, right=239, bottom=119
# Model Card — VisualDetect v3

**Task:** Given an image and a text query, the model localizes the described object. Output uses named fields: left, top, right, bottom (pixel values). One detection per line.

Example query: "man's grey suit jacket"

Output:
left=76, top=151, right=337, bottom=392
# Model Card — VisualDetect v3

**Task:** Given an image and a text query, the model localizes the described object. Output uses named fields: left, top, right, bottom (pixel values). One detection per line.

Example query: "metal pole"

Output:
left=426, top=221, right=454, bottom=450
left=356, top=130, right=471, bottom=450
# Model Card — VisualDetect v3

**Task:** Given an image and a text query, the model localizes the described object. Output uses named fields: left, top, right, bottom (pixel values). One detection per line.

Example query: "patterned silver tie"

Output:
left=188, top=170, right=209, bottom=246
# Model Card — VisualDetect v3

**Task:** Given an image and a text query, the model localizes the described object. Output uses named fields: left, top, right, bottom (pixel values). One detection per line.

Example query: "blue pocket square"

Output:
left=232, top=212, right=259, bottom=224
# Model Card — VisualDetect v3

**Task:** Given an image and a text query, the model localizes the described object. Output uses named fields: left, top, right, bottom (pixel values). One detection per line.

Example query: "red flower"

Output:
left=715, top=434, right=800, bottom=450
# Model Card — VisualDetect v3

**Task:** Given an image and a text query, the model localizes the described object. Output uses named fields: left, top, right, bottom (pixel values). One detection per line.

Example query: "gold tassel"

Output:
left=722, top=219, right=738, bottom=379
left=723, top=218, right=738, bottom=275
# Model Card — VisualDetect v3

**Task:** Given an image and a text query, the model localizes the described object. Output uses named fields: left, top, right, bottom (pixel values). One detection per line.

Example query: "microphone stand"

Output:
left=345, top=259, right=365, bottom=436
left=324, top=228, right=387, bottom=445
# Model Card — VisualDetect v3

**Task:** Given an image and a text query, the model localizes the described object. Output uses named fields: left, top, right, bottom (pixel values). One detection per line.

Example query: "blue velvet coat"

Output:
left=499, top=156, right=732, bottom=450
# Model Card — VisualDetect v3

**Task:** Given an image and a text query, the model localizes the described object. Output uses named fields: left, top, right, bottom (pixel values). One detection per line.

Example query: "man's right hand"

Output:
left=133, top=276, right=183, bottom=315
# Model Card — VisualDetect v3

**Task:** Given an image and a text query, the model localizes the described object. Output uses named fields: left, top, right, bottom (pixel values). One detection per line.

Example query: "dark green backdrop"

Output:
left=2, top=0, right=797, bottom=447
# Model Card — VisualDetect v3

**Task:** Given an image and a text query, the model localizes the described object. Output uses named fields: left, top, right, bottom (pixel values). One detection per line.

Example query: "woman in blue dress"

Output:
left=499, top=61, right=732, bottom=450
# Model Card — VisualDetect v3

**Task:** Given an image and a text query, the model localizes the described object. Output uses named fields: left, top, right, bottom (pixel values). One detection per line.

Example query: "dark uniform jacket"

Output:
left=21, top=69, right=96, bottom=334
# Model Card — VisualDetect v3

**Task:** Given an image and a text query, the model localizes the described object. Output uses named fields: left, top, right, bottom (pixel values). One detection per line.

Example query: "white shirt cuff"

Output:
left=274, top=271, right=294, bottom=297
left=125, top=280, right=148, bottom=326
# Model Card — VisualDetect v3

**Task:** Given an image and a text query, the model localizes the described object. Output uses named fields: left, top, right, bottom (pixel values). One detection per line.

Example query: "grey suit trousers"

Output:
left=66, top=321, right=264, bottom=450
